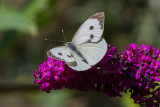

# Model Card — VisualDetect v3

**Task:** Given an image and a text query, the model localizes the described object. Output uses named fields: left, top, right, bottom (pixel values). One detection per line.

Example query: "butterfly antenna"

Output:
left=45, top=39, right=64, bottom=43
left=62, top=30, right=67, bottom=43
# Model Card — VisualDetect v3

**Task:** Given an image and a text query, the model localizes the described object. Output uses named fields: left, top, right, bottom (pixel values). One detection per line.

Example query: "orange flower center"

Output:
left=45, top=71, right=47, bottom=74
left=58, top=65, right=61, bottom=68
left=126, top=56, right=129, bottom=59
left=53, top=73, right=56, bottom=76
left=154, top=63, right=157, bottom=67
left=153, top=74, right=156, bottom=77
left=120, top=54, right=123, bottom=57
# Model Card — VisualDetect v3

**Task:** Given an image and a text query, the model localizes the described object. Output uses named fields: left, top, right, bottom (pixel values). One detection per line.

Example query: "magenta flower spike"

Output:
left=33, top=44, right=160, bottom=106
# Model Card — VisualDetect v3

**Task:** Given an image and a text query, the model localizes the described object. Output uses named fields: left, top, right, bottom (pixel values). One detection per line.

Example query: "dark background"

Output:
left=0, top=0, right=160, bottom=107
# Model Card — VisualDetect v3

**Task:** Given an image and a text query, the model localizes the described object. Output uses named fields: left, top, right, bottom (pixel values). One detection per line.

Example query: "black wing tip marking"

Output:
left=47, top=50, right=64, bottom=61
left=90, top=12, right=104, bottom=30
left=47, top=51, right=54, bottom=58
left=47, top=50, right=75, bottom=62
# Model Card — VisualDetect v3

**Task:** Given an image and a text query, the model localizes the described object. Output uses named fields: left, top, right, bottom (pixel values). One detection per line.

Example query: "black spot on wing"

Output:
left=47, top=51, right=64, bottom=61
left=90, top=34, right=94, bottom=39
left=47, top=51, right=54, bottom=58
left=89, top=26, right=94, bottom=30
left=67, top=54, right=73, bottom=58
left=58, top=53, right=62, bottom=55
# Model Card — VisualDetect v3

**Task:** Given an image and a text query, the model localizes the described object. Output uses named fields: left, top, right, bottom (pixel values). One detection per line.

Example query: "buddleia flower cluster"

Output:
left=122, top=43, right=160, bottom=106
left=33, top=44, right=160, bottom=107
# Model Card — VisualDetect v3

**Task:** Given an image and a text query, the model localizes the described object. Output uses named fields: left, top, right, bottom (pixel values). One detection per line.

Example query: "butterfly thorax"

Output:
left=65, top=42, right=84, bottom=59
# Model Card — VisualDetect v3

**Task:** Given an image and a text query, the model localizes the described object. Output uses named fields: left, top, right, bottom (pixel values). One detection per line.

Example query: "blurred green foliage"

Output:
left=0, top=0, right=160, bottom=107
left=0, top=7, right=37, bottom=35
left=0, top=0, right=50, bottom=36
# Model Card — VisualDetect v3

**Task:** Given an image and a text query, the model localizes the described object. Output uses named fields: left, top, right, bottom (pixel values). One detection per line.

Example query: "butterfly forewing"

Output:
left=72, top=12, right=104, bottom=44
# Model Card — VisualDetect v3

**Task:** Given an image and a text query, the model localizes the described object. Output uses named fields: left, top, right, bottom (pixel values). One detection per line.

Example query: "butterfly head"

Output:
left=65, top=42, right=71, bottom=46
left=65, top=42, right=76, bottom=50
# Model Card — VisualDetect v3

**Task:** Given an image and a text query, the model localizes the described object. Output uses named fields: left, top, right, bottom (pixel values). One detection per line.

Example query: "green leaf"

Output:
left=0, top=8, right=37, bottom=36
left=121, top=92, right=140, bottom=107
left=23, top=0, right=48, bottom=19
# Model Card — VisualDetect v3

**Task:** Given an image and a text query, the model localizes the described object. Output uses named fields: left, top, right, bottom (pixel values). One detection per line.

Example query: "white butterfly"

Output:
left=47, top=12, right=107, bottom=71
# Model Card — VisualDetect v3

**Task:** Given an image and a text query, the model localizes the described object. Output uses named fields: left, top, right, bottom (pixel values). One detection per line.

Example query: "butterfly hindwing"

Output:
left=47, top=46, right=91, bottom=71
left=72, top=12, right=104, bottom=44
left=67, top=51, right=91, bottom=71
left=77, top=38, right=107, bottom=66
left=47, top=46, right=75, bottom=62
